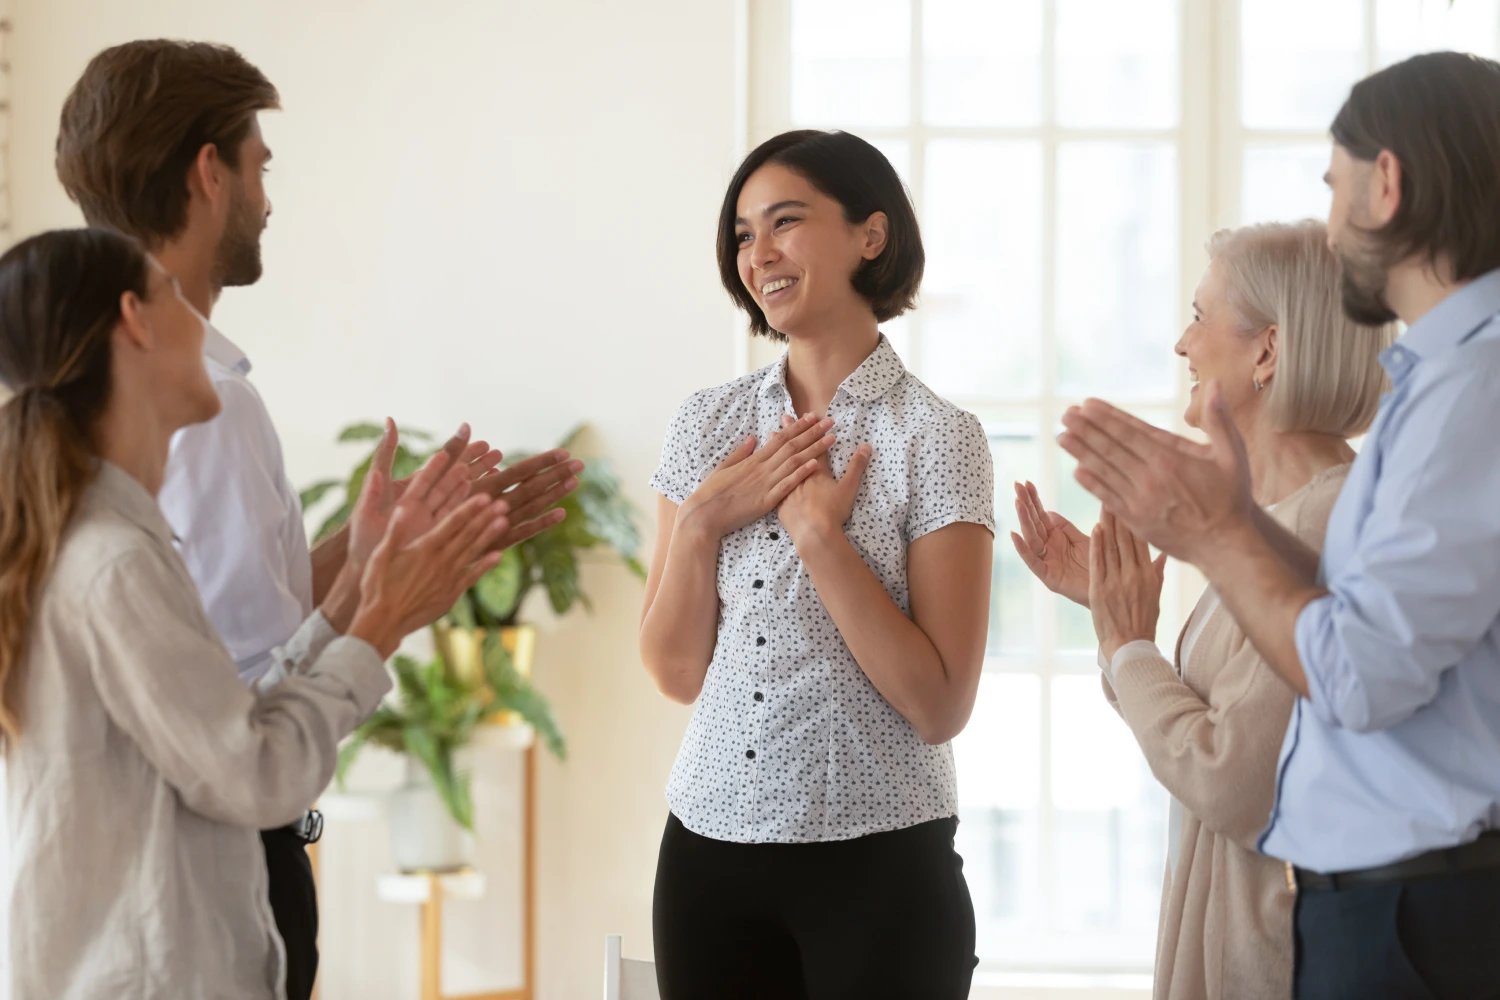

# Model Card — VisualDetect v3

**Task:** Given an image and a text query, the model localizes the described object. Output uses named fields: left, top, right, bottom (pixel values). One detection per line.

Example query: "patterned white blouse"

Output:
left=651, top=335, right=996, bottom=844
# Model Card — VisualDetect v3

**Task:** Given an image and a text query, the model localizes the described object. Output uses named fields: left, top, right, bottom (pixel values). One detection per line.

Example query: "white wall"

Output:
left=9, top=1, right=742, bottom=996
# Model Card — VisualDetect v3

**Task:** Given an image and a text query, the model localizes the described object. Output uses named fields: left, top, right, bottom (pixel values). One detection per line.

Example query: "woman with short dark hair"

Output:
left=639, top=130, right=994, bottom=999
left=0, top=228, right=508, bottom=998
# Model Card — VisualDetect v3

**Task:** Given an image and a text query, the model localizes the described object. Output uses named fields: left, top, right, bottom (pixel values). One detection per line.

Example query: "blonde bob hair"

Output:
left=1207, top=220, right=1396, bottom=437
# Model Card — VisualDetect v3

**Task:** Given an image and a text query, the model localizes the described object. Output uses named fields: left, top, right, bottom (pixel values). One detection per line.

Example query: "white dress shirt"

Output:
left=4, top=464, right=390, bottom=1000
left=157, top=326, right=313, bottom=686
left=651, top=336, right=996, bottom=844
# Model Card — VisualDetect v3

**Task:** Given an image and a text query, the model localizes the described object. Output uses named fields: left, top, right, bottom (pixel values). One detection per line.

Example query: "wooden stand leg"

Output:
left=523, top=745, right=536, bottom=1000
left=421, top=874, right=443, bottom=1000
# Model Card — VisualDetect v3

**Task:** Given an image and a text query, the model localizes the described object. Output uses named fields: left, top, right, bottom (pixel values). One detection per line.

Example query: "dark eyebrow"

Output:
left=734, top=200, right=809, bottom=226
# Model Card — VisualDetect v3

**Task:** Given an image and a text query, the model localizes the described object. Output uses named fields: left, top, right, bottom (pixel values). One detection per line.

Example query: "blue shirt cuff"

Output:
left=1296, top=592, right=1344, bottom=725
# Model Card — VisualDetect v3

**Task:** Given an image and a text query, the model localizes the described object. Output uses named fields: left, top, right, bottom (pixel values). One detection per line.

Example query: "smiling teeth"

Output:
left=762, top=278, right=796, bottom=295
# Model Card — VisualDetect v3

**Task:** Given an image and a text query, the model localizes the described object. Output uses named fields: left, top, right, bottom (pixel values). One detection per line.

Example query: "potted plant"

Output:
left=306, top=423, right=644, bottom=870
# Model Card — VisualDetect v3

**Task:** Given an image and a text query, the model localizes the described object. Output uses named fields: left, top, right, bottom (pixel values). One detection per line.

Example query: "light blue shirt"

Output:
left=1259, top=269, right=1500, bottom=873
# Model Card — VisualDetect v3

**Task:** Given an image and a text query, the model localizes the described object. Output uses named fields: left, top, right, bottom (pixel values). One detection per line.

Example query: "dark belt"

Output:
left=1293, top=831, right=1500, bottom=891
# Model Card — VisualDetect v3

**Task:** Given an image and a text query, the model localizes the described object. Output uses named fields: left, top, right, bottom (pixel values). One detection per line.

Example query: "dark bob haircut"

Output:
left=1330, top=51, right=1500, bottom=280
left=716, top=130, right=923, bottom=341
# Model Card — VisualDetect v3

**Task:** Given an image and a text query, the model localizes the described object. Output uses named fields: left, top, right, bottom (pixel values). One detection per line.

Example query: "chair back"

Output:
left=603, top=934, right=660, bottom=1000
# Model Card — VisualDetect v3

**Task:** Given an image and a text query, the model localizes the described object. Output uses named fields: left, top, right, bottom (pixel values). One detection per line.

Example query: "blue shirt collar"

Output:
left=1384, top=267, right=1500, bottom=380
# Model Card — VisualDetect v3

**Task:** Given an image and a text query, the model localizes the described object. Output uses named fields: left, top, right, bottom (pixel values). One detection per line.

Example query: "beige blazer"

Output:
left=1103, top=464, right=1349, bottom=1000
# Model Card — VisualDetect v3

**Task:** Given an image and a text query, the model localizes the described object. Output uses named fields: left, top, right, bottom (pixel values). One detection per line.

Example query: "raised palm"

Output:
left=348, top=420, right=501, bottom=569
left=1009, top=480, right=1092, bottom=608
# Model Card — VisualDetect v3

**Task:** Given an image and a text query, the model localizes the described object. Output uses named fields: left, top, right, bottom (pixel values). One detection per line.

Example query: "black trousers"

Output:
left=1294, top=868, right=1500, bottom=999
left=261, top=826, right=319, bottom=1000
left=652, top=813, right=976, bottom=1000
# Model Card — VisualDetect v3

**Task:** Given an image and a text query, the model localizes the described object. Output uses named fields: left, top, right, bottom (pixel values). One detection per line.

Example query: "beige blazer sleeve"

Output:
left=1100, top=472, right=1345, bottom=852
left=82, top=546, right=392, bottom=830
left=1104, top=640, right=1295, bottom=851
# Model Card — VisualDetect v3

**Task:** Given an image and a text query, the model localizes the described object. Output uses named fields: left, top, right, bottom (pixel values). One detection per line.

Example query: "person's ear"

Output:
left=1369, top=149, right=1402, bottom=227
left=860, top=211, right=889, bottom=261
left=185, top=142, right=231, bottom=217
left=116, top=290, right=154, bottom=352
left=1253, top=324, right=1278, bottom=391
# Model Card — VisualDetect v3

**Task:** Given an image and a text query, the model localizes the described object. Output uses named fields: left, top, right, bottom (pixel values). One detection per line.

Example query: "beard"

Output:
left=214, top=180, right=266, bottom=288
left=1335, top=190, right=1398, bottom=326
left=1338, top=237, right=1399, bottom=326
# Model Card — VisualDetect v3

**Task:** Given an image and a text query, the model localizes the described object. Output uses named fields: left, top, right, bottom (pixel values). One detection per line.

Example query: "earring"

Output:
left=1254, top=378, right=1265, bottom=392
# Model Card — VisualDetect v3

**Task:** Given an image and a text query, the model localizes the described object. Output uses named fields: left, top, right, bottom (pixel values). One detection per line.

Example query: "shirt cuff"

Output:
left=1296, top=592, right=1343, bottom=725
left=1101, top=640, right=1166, bottom=685
left=318, top=636, right=393, bottom=718
left=252, top=611, right=340, bottom=694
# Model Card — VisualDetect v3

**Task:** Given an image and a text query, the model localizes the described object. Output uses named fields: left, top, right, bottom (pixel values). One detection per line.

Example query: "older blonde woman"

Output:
left=1012, top=220, right=1394, bottom=1000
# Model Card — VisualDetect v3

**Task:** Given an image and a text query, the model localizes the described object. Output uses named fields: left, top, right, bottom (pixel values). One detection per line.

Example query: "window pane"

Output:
left=954, top=675, right=1043, bottom=961
left=922, top=140, right=1044, bottom=400
left=1378, top=0, right=1500, bottom=65
left=1242, top=0, right=1364, bottom=129
left=792, top=0, right=910, bottom=126
left=985, top=425, right=1039, bottom=654
left=924, top=0, right=1042, bottom=126
left=1242, top=144, right=1333, bottom=225
left=1056, top=0, right=1178, bottom=128
left=1056, top=142, right=1179, bottom=401
left=1050, top=676, right=1168, bottom=943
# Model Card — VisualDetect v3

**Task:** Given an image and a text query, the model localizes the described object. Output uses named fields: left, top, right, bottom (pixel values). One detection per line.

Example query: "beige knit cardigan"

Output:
left=1102, top=464, right=1349, bottom=1000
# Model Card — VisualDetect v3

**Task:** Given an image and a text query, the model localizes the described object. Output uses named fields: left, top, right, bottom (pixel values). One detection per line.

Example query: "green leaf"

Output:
left=313, top=501, right=354, bottom=544
left=481, top=635, right=565, bottom=760
left=334, top=732, right=368, bottom=790
left=539, top=544, right=581, bottom=615
left=392, top=655, right=426, bottom=709
left=474, top=549, right=524, bottom=621
left=446, top=591, right=478, bottom=630
left=391, top=443, right=426, bottom=482
left=338, top=423, right=386, bottom=443
left=299, top=480, right=343, bottom=511
left=402, top=725, right=474, bottom=830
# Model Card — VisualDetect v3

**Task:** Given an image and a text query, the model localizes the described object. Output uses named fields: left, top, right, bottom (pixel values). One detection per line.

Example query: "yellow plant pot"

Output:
left=432, top=624, right=536, bottom=728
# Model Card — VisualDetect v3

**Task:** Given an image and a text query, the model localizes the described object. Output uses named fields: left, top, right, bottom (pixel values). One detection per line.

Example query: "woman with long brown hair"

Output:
left=0, top=228, right=510, bottom=998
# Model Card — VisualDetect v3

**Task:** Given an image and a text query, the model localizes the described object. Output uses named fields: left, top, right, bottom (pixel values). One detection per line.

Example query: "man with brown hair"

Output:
left=1060, top=51, right=1500, bottom=997
left=56, top=40, right=581, bottom=999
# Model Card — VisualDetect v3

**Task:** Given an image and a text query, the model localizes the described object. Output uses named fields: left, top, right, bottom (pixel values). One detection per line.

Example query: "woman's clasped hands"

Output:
left=676, top=412, right=873, bottom=546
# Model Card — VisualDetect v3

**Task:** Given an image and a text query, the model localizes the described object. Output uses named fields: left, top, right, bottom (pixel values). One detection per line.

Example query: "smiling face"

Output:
left=733, top=163, right=888, bottom=340
left=1176, top=260, right=1274, bottom=430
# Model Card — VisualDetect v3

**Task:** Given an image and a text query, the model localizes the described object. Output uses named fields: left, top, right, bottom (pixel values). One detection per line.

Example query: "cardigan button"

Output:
left=752, top=579, right=764, bottom=589
left=745, top=749, right=756, bottom=760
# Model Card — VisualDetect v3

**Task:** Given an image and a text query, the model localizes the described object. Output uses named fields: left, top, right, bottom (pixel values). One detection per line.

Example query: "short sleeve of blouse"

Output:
left=649, top=391, right=708, bottom=504
left=905, top=409, right=996, bottom=542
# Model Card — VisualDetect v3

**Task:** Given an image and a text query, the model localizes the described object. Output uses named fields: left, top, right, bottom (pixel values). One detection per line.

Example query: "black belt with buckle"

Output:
left=1294, top=831, right=1500, bottom=891
left=288, top=809, right=323, bottom=845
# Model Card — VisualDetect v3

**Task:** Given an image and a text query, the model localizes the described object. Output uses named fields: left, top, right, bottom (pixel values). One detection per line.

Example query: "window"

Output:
left=748, top=0, right=1500, bottom=981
